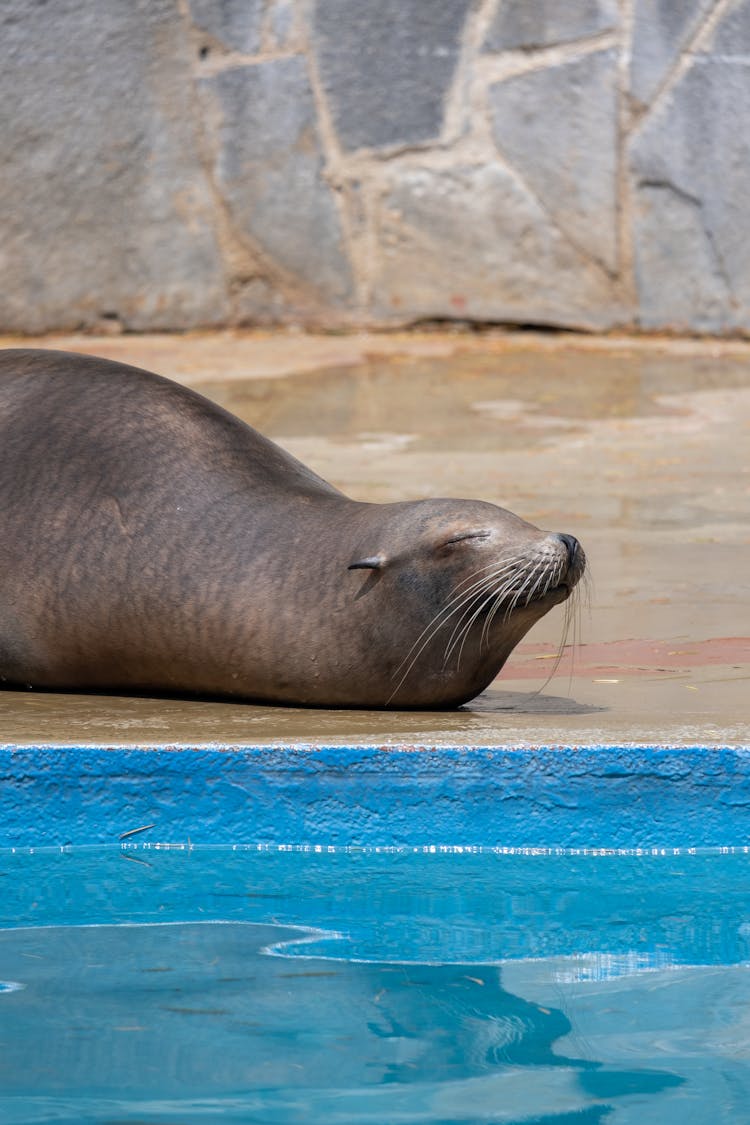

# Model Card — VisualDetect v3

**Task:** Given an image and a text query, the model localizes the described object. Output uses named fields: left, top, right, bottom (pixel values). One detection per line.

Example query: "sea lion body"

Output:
left=0, top=349, right=584, bottom=708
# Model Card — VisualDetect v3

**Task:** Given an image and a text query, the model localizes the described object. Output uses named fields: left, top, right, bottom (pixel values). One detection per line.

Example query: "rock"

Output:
left=633, top=185, right=731, bottom=332
left=268, top=0, right=296, bottom=50
left=705, top=0, right=750, bottom=55
left=630, top=0, right=713, bottom=107
left=489, top=50, right=618, bottom=271
left=630, top=58, right=750, bottom=331
left=2, top=0, right=746, bottom=335
left=312, top=0, right=472, bottom=151
left=483, top=0, right=618, bottom=52
left=201, top=57, right=353, bottom=306
left=187, top=0, right=265, bottom=54
left=0, top=0, right=227, bottom=333
left=372, top=163, right=622, bottom=330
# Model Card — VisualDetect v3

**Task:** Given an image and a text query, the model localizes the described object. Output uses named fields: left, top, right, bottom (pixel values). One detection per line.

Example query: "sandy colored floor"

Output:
left=0, top=328, right=748, bottom=746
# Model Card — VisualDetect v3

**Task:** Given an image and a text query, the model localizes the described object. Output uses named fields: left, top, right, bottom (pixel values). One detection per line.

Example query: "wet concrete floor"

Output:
left=0, top=329, right=748, bottom=746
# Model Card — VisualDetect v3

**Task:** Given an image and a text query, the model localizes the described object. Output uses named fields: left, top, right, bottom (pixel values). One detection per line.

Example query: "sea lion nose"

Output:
left=555, top=532, right=580, bottom=565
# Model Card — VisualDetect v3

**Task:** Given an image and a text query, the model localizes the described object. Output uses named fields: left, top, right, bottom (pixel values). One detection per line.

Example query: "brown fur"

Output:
left=0, top=349, right=585, bottom=708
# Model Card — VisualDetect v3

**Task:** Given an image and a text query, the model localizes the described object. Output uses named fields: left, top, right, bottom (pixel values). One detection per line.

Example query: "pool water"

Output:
left=2, top=846, right=750, bottom=1123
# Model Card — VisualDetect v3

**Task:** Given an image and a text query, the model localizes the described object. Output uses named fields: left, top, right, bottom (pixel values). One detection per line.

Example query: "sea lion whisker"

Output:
left=454, top=576, right=519, bottom=670
left=445, top=571, right=520, bottom=668
left=528, top=567, right=554, bottom=608
left=472, top=550, right=555, bottom=661
left=531, top=583, right=583, bottom=697
left=532, top=554, right=564, bottom=603
left=479, top=552, right=562, bottom=652
left=433, top=553, right=532, bottom=637
left=480, top=567, right=533, bottom=649
left=481, top=571, right=523, bottom=649
left=388, top=554, right=532, bottom=703
left=448, top=553, right=526, bottom=595
left=441, top=581, right=498, bottom=661
left=582, top=570, right=594, bottom=616
left=439, top=556, right=531, bottom=664
left=390, top=559, right=526, bottom=699
left=517, top=551, right=557, bottom=607
left=527, top=563, right=551, bottom=605
left=540, top=555, right=565, bottom=599
left=532, top=619, right=569, bottom=696
left=447, top=561, right=531, bottom=670
left=396, top=554, right=530, bottom=676
left=453, top=560, right=536, bottom=661
left=502, top=558, right=546, bottom=622
left=388, top=588, right=492, bottom=703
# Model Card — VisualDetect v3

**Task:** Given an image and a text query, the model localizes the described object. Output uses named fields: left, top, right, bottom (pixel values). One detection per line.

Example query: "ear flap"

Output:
left=348, top=554, right=387, bottom=571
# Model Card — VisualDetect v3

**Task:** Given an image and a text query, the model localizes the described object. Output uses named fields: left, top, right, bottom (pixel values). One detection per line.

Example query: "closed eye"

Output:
left=441, top=530, right=491, bottom=547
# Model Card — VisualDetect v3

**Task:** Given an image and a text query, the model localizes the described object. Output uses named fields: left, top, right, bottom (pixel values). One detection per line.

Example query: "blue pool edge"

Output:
left=1, top=742, right=749, bottom=850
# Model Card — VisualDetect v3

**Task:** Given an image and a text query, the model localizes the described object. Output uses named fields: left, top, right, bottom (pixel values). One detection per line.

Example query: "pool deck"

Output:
left=0, top=329, right=747, bottom=847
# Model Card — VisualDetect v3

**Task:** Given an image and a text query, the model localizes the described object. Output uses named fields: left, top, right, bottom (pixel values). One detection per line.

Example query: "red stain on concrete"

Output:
left=508, top=637, right=750, bottom=679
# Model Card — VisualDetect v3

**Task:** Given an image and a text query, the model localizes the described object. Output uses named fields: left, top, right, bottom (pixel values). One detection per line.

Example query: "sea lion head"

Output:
left=348, top=498, right=585, bottom=707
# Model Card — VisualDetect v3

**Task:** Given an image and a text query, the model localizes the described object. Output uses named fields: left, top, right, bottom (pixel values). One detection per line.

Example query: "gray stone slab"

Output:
left=632, top=185, right=731, bottom=332
left=0, top=0, right=227, bottom=333
left=483, top=0, right=618, bottom=52
left=489, top=50, right=619, bottom=272
left=630, top=58, right=750, bottom=331
left=313, top=0, right=472, bottom=151
left=706, top=0, right=750, bottom=55
left=268, top=0, right=296, bottom=49
left=372, top=163, right=622, bottom=330
left=187, top=0, right=265, bottom=54
left=630, top=0, right=713, bottom=107
left=201, top=58, right=353, bottom=305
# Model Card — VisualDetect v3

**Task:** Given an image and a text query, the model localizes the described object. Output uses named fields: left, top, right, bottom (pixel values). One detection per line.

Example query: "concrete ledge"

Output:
left=2, top=744, right=749, bottom=851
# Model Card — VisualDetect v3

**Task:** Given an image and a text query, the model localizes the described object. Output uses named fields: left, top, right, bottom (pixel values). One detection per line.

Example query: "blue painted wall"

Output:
left=1, top=744, right=749, bottom=850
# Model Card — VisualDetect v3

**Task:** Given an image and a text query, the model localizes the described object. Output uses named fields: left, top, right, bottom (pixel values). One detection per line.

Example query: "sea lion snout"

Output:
left=552, top=531, right=586, bottom=591
left=555, top=532, right=581, bottom=565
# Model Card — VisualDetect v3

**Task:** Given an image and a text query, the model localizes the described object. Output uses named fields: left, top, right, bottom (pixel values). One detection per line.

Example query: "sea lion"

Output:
left=0, top=349, right=585, bottom=709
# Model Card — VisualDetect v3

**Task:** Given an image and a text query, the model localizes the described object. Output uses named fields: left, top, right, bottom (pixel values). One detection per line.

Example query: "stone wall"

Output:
left=1, top=0, right=748, bottom=334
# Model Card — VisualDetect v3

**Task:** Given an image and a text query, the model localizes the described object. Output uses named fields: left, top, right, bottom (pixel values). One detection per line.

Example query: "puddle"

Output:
left=193, top=348, right=750, bottom=452
left=0, top=335, right=748, bottom=744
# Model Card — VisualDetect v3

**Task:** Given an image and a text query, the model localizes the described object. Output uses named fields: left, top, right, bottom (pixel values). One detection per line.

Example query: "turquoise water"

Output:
left=1, top=847, right=750, bottom=1123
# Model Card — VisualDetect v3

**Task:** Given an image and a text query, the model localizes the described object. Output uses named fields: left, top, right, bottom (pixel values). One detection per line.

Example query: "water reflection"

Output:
left=0, top=922, right=685, bottom=1124
left=1, top=848, right=749, bottom=1120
